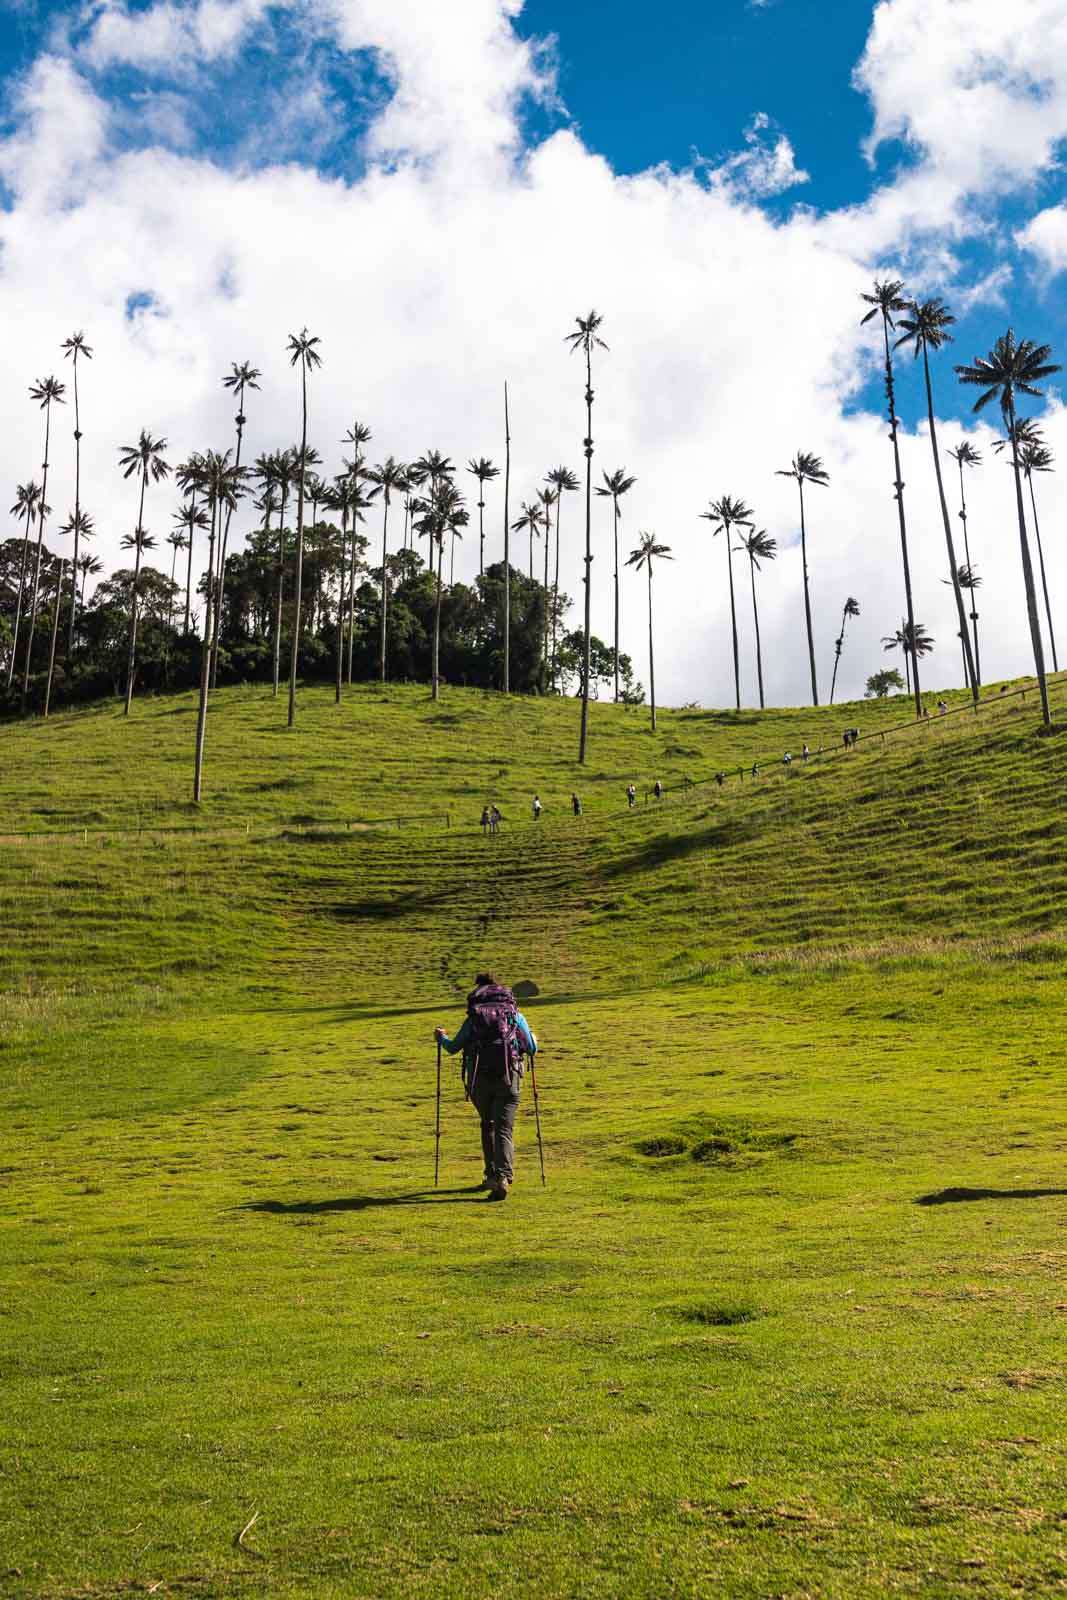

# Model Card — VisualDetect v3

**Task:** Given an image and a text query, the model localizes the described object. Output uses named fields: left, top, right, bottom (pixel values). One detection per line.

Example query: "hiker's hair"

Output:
left=474, top=972, right=498, bottom=988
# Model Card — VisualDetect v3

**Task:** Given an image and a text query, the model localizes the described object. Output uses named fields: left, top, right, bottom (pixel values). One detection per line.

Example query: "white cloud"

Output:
left=0, top=0, right=1064, bottom=713
left=1017, top=205, right=1067, bottom=277
left=705, top=112, right=810, bottom=199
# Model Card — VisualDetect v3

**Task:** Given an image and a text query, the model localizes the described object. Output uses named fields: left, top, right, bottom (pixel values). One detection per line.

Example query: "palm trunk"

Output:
left=478, top=495, right=485, bottom=577
left=880, top=312, right=921, bottom=714
left=724, top=528, right=740, bottom=711
left=1026, top=473, right=1059, bottom=674
left=22, top=403, right=54, bottom=712
left=44, top=560, right=64, bottom=718
left=211, top=398, right=244, bottom=691
left=123, top=469, right=148, bottom=714
left=378, top=496, right=390, bottom=683
left=273, top=488, right=287, bottom=696
left=543, top=506, right=551, bottom=679
left=748, top=553, right=765, bottom=710
left=193, top=498, right=217, bottom=800
left=647, top=562, right=657, bottom=733
left=432, top=538, right=444, bottom=701
left=1007, top=395, right=1051, bottom=725
left=957, top=460, right=982, bottom=686
left=288, top=371, right=308, bottom=730
left=7, top=511, right=33, bottom=690
left=797, top=479, right=819, bottom=705
left=920, top=342, right=978, bottom=699
left=612, top=497, right=620, bottom=703
left=346, top=510, right=358, bottom=685
left=830, top=636, right=843, bottom=705
left=184, top=496, right=196, bottom=635
left=68, top=357, right=82, bottom=657
left=552, top=493, right=563, bottom=690
left=901, top=619, right=911, bottom=695
left=123, top=470, right=148, bottom=716
left=503, top=382, right=511, bottom=695
left=169, top=543, right=179, bottom=629
left=528, top=526, right=534, bottom=582
left=450, top=530, right=456, bottom=587
left=578, top=350, right=593, bottom=763
left=336, top=508, right=347, bottom=704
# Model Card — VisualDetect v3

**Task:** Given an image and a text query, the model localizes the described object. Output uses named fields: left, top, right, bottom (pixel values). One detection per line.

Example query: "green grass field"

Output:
left=2, top=679, right=1066, bottom=1598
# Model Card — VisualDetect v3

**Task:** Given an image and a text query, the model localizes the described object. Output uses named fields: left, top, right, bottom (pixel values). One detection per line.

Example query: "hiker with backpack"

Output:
left=434, top=975, right=538, bottom=1200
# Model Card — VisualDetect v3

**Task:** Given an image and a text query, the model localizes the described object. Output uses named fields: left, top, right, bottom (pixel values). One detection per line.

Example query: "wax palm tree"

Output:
left=536, top=485, right=557, bottom=671
left=174, top=452, right=206, bottom=635
left=329, top=469, right=373, bottom=702
left=545, top=465, right=579, bottom=689
left=365, top=456, right=409, bottom=682
left=172, top=498, right=209, bottom=638
left=736, top=528, right=777, bottom=710
left=595, top=466, right=636, bottom=701
left=502, top=384, right=512, bottom=692
left=119, top=525, right=158, bottom=713
left=58, top=507, right=94, bottom=645
left=416, top=480, right=468, bottom=700
left=22, top=376, right=65, bottom=710
left=286, top=327, right=322, bottom=728
left=269, top=448, right=296, bottom=695
left=829, top=597, right=860, bottom=705
left=947, top=442, right=983, bottom=685
left=861, top=279, right=921, bottom=715
left=8, top=481, right=41, bottom=689
left=166, top=530, right=187, bottom=628
left=43, top=557, right=66, bottom=719
left=627, top=531, right=673, bottom=731
left=775, top=451, right=827, bottom=705
left=956, top=330, right=1061, bottom=725
left=61, top=331, right=92, bottom=655
left=942, top=566, right=981, bottom=683
left=467, top=457, right=500, bottom=577
left=883, top=620, right=933, bottom=689
left=118, top=430, right=170, bottom=715
left=213, top=360, right=261, bottom=688
left=566, top=310, right=609, bottom=762
left=699, top=494, right=753, bottom=710
left=894, top=299, right=978, bottom=700
left=512, top=500, right=545, bottom=584
left=1009, top=432, right=1059, bottom=674
left=193, top=450, right=245, bottom=799
left=77, top=552, right=102, bottom=612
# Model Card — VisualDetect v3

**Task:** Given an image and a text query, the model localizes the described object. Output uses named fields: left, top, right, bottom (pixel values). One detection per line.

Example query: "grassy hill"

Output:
left=2, top=680, right=1067, bottom=1597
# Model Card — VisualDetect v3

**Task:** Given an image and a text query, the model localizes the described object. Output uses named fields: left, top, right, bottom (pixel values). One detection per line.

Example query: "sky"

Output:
left=2, top=0, right=1067, bottom=709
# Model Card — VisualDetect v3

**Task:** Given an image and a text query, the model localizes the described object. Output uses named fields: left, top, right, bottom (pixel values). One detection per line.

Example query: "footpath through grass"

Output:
left=2, top=682, right=1066, bottom=1597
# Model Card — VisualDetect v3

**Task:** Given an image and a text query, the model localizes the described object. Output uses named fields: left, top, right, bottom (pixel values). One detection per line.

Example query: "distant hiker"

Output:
left=783, top=751, right=792, bottom=766
left=653, top=779, right=663, bottom=801
left=490, top=805, right=502, bottom=834
left=626, top=783, right=637, bottom=808
left=938, top=699, right=948, bottom=715
left=532, top=795, right=542, bottom=822
left=715, top=771, right=725, bottom=787
left=751, top=761, right=760, bottom=778
left=842, top=730, right=850, bottom=751
left=802, top=743, right=810, bottom=762
left=480, top=806, right=490, bottom=834
left=434, top=974, right=537, bottom=1201
left=571, top=792, right=582, bottom=817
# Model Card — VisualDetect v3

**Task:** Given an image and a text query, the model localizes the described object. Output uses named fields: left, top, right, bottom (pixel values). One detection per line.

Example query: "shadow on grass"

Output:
left=239, top=1185, right=488, bottom=1214
left=916, top=1186, right=1067, bottom=1206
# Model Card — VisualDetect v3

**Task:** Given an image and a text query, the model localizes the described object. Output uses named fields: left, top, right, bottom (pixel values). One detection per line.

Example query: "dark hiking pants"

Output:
left=469, top=1070, right=522, bottom=1183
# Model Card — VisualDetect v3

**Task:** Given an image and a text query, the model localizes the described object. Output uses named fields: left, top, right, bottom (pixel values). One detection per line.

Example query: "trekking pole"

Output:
left=434, top=1040, right=442, bottom=1188
left=528, top=1054, right=547, bottom=1186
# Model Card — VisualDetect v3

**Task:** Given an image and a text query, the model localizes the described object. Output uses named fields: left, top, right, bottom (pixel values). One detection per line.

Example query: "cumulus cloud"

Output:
left=1017, top=205, right=1067, bottom=277
left=0, top=0, right=1064, bottom=712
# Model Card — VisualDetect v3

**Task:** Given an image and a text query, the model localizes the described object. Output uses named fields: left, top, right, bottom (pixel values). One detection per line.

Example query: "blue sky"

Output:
left=2, top=0, right=1067, bottom=706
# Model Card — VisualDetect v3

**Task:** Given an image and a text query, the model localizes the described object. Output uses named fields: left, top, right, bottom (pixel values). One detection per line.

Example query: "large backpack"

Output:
left=466, top=983, right=523, bottom=1081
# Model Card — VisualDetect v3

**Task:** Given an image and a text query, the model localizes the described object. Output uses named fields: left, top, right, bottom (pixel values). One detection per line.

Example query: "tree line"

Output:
left=2, top=294, right=1061, bottom=802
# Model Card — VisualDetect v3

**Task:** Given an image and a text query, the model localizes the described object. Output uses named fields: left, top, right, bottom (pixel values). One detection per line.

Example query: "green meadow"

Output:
left=3, top=679, right=1067, bottom=1598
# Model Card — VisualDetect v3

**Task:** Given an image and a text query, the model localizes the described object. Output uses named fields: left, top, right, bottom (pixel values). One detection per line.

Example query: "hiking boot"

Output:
left=488, top=1178, right=509, bottom=1201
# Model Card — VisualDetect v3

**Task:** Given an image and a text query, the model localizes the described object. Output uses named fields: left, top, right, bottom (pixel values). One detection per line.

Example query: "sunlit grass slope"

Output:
left=0, top=675, right=1028, bottom=832
left=2, top=679, right=1066, bottom=1598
